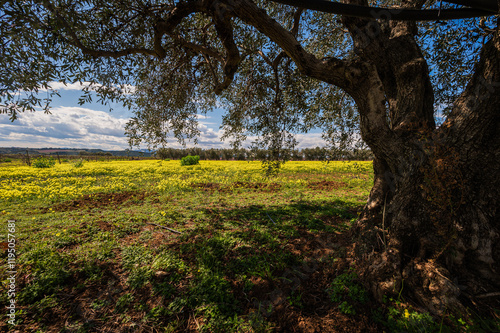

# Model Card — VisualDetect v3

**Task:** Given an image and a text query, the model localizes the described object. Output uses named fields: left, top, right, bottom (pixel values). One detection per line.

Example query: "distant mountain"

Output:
left=0, top=147, right=153, bottom=157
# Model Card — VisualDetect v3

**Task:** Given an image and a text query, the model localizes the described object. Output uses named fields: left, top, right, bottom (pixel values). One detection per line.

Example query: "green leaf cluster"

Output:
left=180, top=155, right=200, bottom=166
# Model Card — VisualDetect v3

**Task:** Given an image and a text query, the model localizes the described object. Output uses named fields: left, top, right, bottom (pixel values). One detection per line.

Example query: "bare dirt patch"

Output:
left=233, top=181, right=281, bottom=192
left=47, top=191, right=148, bottom=212
left=308, top=180, right=348, bottom=191
left=234, top=227, right=382, bottom=333
left=190, top=182, right=224, bottom=192
left=97, top=220, right=114, bottom=231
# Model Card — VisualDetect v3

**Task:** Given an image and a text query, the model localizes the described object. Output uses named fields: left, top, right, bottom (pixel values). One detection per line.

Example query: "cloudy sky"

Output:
left=0, top=83, right=326, bottom=150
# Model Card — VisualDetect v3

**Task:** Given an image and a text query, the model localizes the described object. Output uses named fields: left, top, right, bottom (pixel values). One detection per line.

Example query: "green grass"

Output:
left=1, top=160, right=496, bottom=332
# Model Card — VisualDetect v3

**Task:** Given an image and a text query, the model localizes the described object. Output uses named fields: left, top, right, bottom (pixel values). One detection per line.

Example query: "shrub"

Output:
left=32, top=157, right=56, bottom=168
left=3, top=158, right=12, bottom=162
left=72, top=159, right=84, bottom=168
left=180, top=155, right=200, bottom=166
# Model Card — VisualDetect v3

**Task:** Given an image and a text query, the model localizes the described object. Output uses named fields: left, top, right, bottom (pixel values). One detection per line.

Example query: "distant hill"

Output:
left=0, top=147, right=153, bottom=157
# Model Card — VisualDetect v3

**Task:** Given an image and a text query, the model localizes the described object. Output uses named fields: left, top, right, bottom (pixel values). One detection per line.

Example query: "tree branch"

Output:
left=291, top=7, right=304, bottom=37
left=443, top=27, right=500, bottom=148
left=229, top=0, right=397, bottom=156
left=212, top=3, right=241, bottom=94
left=269, top=0, right=494, bottom=20
left=169, top=34, right=224, bottom=61
left=41, top=0, right=159, bottom=58
left=42, top=0, right=207, bottom=59
left=202, top=53, right=221, bottom=87
left=341, top=0, right=435, bottom=133
left=229, top=0, right=355, bottom=92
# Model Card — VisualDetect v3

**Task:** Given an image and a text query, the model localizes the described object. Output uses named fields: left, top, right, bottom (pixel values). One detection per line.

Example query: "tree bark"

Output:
left=351, top=21, right=500, bottom=314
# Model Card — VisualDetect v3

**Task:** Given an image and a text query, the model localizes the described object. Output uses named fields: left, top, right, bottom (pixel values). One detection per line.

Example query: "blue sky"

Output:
left=0, top=82, right=326, bottom=150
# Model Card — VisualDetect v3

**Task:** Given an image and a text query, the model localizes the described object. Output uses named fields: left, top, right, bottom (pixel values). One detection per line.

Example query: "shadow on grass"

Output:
left=14, top=197, right=366, bottom=332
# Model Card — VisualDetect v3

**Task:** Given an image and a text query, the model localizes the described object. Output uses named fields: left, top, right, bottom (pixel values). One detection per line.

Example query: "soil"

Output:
left=45, top=191, right=148, bottom=212
left=307, top=181, right=348, bottom=191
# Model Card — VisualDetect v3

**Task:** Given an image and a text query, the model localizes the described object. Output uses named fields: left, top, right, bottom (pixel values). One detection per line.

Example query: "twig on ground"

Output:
left=146, top=222, right=182, bottom=234
left=266, top=211, right=276, bottom=224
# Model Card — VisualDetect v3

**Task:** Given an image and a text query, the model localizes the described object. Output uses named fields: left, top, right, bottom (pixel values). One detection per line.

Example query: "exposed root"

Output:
left=402, top=260, right=464, bottom=315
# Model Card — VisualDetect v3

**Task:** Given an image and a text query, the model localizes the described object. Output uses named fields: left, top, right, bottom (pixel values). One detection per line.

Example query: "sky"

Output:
left=0, top=82, right=326, bottom=151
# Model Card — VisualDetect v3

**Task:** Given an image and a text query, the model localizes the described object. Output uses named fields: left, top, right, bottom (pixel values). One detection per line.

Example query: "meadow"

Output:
left=0, top=159, right=485, bottom=332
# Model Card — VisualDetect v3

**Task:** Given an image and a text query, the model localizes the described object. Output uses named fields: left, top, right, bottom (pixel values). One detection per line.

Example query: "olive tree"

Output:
left=1, top=0, right=499, bottom=314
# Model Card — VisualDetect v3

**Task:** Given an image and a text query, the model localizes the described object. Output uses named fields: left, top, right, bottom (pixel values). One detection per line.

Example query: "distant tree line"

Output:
left=78, top=151, right=113, bottom=156
left=155, top=147, right=373, bottom=161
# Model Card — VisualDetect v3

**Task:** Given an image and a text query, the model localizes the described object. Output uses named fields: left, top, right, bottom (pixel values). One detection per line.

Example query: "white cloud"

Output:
left=0, top=106, right=329, bottom=150
left=0, top=106, right=230, bottom=150
left=48, top=82, right=92, bottom=91
left=0, top=107, right=130, bottom=149
left=43, top=81, right=136, bottom=95
left=295, top=133, right=327, bottom=148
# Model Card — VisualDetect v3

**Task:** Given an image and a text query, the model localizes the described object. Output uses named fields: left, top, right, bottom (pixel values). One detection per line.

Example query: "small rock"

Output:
left=155, top=270, right=168, bottom=278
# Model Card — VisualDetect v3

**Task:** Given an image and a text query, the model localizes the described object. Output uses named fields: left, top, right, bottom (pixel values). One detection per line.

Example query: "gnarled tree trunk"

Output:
left=348, top=13, right=500, bottom=314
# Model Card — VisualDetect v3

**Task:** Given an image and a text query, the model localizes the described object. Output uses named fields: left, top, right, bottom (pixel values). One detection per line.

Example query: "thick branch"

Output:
left=229, top=0, right=354, bottom=92
left=269, top=0, right=494, bottom=20
left=342, top=0, right=435, bottom=133
left=230, top=0, right=396, bottom=154
left=169, top=34, right=224, bottom=61
left=291, top=7, right=304, bottom=37
left=443, top=26, right=500, bottom=148
left=42, top=0, right=206, bottom=59
left=154, top=0, right=207, bottom=35
left=212, top=3, right=241, bottom=94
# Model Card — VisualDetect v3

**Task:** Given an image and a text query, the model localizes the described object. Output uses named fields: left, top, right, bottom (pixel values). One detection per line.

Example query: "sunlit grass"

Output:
left=0, top=159, right=373, bottom=203
left=0, top=159, right=376, bottom=332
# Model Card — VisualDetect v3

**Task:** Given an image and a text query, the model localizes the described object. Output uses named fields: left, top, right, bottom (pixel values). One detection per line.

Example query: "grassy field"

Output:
left=0, top=159, right=493, bottom=332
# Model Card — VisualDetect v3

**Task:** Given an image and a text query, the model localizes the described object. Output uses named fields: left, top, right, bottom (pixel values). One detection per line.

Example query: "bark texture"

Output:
left=347, top=10, right=500, bottom=314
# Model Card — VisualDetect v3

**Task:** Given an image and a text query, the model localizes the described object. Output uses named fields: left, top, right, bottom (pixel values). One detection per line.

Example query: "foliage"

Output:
left=0, top=0, right=372, bottom=162
left=154, top=146, right=372, bottom=161
left=384, top=306, right=438, bottom=333
left=72, top=159, right=84, bottom=168
left=155, top=148, right=171, bottom=160
left=2, top=1, right=488, bottom=178
left=32, top=156, right=56, bottom=168
left=327, top=269, right=368, bottom=315
left=180, top=155, right=200, bottom=166
left=19, top=247, right=71, bottom=303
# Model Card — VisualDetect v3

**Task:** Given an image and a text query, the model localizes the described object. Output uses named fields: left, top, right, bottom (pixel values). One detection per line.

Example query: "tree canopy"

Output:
left=1, top=1, right=495, bottom=161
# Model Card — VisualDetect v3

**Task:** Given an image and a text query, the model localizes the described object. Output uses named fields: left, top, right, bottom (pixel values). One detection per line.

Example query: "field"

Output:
left=0, top=159, right=482, bottom=332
